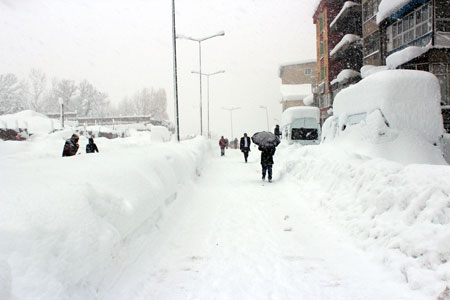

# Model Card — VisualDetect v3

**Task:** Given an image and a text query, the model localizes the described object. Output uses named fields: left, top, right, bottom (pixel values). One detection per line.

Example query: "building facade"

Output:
left=278, top=60, right=316, bottom=112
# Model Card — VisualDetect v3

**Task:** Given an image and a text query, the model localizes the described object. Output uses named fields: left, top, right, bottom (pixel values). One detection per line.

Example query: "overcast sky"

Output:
left=0, top=0, right=317, bottom=138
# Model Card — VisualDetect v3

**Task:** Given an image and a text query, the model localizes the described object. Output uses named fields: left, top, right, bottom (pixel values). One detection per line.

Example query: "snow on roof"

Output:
left=376, top=0, right=412, bottom=24
left=333, top=70, right=443, bottom=143
left=330, top=34, right=362, bottom=57
left=311, top=0, right=322, bottom=17
left=331, top=69, right=360, bottom=85
left=0, top=110, right=57, bottom=134
left=280, top=84, right=312, bottom=101
left=281, top=106, right=320, bottom=127
left=386, top=46, right=431, bottom=69
left=330, top=1, right=360, bottom=29
left=279, top=59, right=316, bottom=68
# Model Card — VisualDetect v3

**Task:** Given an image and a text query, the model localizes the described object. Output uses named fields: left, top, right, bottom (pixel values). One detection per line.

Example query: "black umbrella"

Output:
left=251, top=131, right=280, bottom=147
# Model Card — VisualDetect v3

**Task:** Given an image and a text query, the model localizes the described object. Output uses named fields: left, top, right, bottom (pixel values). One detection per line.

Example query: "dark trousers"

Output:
left=262, top=164, right=272, bottom=180
left=220, top=147, right=225, bottom=156
left=242, top=149, right=249, bottom=162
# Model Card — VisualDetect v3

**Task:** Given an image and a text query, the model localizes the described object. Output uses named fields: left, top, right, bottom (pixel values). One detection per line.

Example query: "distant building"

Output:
left=278, top=60, right=316, bottom=112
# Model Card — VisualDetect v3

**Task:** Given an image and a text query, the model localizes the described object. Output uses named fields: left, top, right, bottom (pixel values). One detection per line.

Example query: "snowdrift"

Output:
left=0, top=134, right=210, bottom=299
left=278, top=143, right=450, bottom=298
left=0, top=110, right=58, bottom=134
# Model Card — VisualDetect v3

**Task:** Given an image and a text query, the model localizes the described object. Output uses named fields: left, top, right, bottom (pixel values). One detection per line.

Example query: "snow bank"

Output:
left=278, top=143, right=450, bottom=298
left=0, top=110, right=58, bottom=134
left=0, top=134, right=210, bottom=299
left=361, top=65, right=389, bottom=78
left=334, top=70, right=444, bottom=145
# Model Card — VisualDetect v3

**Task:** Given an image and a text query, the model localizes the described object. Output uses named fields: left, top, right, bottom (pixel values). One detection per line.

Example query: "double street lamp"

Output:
left=191, top=70, right=225, bottom=138
left=221, top=106, right=240, bottom=141
left=177, top=31, right=225, bottom=136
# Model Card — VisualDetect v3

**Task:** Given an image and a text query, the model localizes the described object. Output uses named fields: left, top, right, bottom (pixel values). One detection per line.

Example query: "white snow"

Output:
left=280, top=84, right=312, bottom=101
left=386, top=46, right=431, bottom=69
left=303, top=94, right=314, bottom=106
left=281, top=106, right=320, bottom=128
left=331, top=69, right=360, bottom=85
left=377, top=0, right=412, bottom=24
left=330, top=34, right=362, bottom=57
left=1, top=110, right=449, bottom=299
left=330, top=1, right=360, bottom=29
left=361, top=65, right=390, bottom=78
left=279, top=59, right=316, bottom=68
left=333, top=70, right=444, bottom=147
left=0, top=110, right=59, bottom=134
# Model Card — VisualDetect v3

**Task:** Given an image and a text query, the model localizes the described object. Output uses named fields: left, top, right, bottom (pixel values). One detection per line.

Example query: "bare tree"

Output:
left=150, top=88, right=169, bottom=121
left=28, top=69, right=47, bottom=112
left=0, top=73, right=28, bottom=114
left=44, top=79, right=78, bottom=113
left=76, top=80, right=109, bottom=117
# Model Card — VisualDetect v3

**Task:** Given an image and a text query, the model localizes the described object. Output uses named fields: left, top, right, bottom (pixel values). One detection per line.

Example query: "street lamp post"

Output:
left=221, top=106, right=240, bottom=140
left=171, top=0, right=180, bottom=141
left=191, top=70, right=225, bottom=139
left=58, top=97, right=64, bottom=128
left=177, top=31, right=225, bottom=136
left=260, top=105, right=269, bottom=131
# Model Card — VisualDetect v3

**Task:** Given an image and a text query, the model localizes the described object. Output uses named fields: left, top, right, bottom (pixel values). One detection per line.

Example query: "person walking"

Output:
left=86, top=137, right=99, bottom=153
left=274, top=124, right=281, bottom=140
left=219, top=136, right=226, bottom=156
left=239, top=133, right=251, bottom=163
left=258, top=145, right=276, bottom=182
left=62, top=134, right=80, bottom=157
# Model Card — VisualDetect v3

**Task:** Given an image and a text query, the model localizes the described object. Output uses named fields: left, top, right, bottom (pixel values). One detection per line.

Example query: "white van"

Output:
left=281, top=106, right=321, bottom=145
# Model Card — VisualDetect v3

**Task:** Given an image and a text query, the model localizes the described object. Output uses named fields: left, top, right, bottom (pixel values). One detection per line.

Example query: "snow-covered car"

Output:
left=322, top=70, right=446, bottom=165
left=280, top=106, right=321, bottom=145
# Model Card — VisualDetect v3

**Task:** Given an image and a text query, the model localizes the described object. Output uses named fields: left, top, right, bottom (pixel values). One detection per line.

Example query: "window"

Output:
left=363, top=0, right=381, bottom=22
left=320, top=65, right=324, bottom=81
left=304, top=68, right=312, bottom=75
left=387, top=3, right=432, bottom=52
left=319, top=13, right=323, bottom=33
left=363, top=31, right=380, bottom=57
left=320, top=40, right=324, bottom=57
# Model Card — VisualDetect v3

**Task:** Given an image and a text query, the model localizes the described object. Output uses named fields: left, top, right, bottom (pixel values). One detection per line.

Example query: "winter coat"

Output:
left=86, top=138, right=99, bottom=153
left=219, top=138, right=226, bottom=148
left=240, top=136, right=251, bottom=152
left=62, top=138, right=79, bottom=157
left=258, top=145, right=276, bottom=165
left=274, top=126, right=281, bottom=138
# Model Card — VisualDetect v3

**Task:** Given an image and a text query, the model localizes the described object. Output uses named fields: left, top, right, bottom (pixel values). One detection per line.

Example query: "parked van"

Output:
left=281, top=106, right=321, bottom=145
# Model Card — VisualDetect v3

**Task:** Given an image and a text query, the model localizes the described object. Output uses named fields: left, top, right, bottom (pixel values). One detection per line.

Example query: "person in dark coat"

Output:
left=62, top=134, right=79, bottom=157
left=219, top=136, right=226, bottom=156
left=86, top=137, right=99, bottom=153
left=258, top=145, right=276, bottom=182
left=274, top=124, right=281, bottom=140
left=239, top=133, right=251, bottom=163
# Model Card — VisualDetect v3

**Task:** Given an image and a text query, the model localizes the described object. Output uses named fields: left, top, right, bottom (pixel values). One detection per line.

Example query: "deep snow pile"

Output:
left=0, top=110, right=59, bottom=134
left=0, top=132, right=210, bottom=300
left=277, top=142, right=450, bottom=298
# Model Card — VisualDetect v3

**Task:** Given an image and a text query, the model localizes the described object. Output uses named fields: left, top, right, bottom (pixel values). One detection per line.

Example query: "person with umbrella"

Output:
left=239, top=133, right=251, bottom=163
left=251, top=131, right=280, bottom=182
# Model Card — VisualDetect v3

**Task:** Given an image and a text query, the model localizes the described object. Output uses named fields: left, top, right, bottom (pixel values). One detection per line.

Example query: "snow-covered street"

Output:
left=99, top=149, right=428, bottom=300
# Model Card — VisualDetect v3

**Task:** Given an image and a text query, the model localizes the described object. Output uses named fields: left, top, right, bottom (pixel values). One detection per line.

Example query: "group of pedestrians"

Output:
left=218, top=125, right=281, bottom=182
left=62, top=134, right=99, bottom=157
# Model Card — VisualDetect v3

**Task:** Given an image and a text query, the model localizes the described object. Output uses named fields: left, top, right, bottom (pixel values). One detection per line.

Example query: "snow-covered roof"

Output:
left=281, top=106, right=320, bottom=127
left=386, top=46, right=431, bottom=69
left=280, top=84, right=312, bottom=101
left=330, top=1, right=360, bottom=29
left=377, top=0, right=412, bottom=24
left=330, top=34, right=362, bottom=57
left=331, top=69, right=360, bottom=85
left=279, top=59, right=316, bottom=68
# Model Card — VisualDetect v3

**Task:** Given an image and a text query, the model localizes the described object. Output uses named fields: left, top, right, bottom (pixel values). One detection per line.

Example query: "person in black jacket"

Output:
left=274, top=124, right=281, bottom=140
left=258, top=145, right=276, bottom=182
left=86, top=137, right=99, bottom=153
left=62, top=134, right=79, bottom=157
left=239, top=133, right=251, bottom=163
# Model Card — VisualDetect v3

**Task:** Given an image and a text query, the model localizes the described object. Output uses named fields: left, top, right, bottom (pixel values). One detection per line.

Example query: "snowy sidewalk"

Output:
left=101, top=148, right=426, bottom=300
